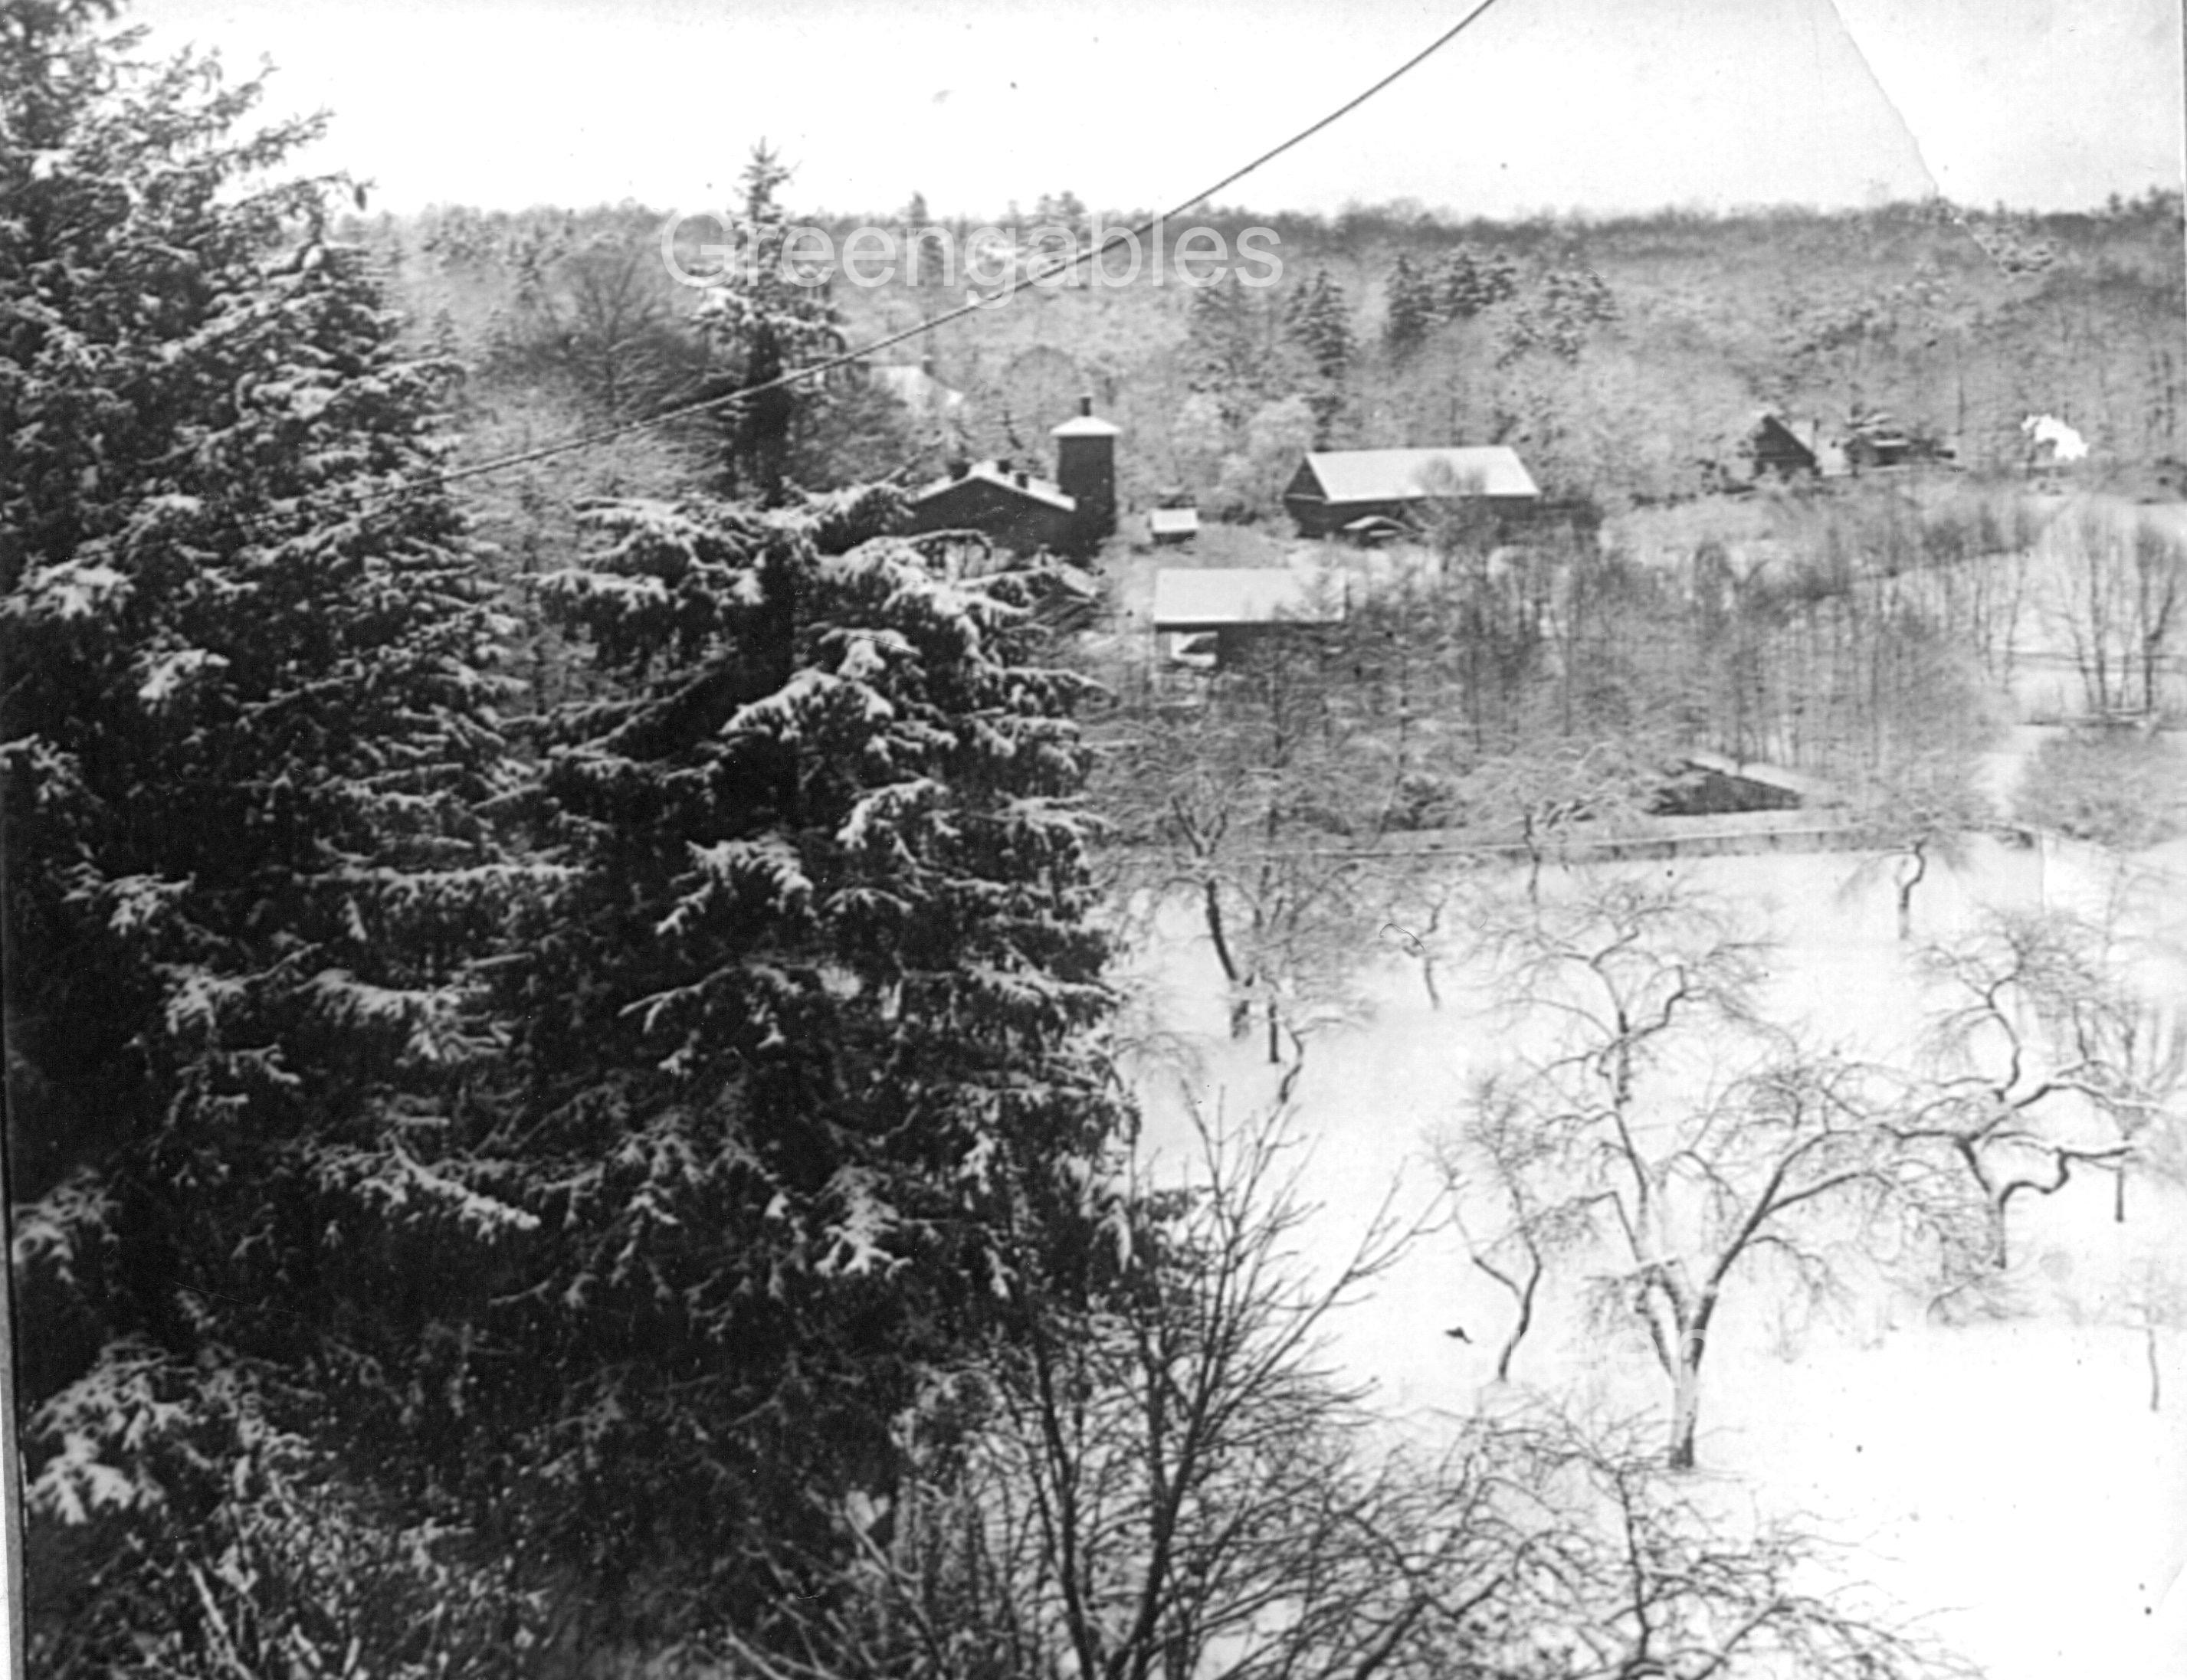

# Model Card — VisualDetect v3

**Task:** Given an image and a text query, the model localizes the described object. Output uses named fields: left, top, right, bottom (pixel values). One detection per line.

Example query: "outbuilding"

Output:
left=1281, top=446, right=1538, bottom=538
left=904, top=460, right=1078, bottom=558
left=1149, top=566, right=1346, bottom=666
left=1149, top=506, right=1201, bottom=545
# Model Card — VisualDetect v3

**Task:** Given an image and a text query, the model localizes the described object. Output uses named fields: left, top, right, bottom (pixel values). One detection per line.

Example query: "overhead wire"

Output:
left=38, top=0, right=1513, bottom=566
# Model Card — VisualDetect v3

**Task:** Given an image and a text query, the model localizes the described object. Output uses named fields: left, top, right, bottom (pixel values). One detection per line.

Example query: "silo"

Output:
left=1051, top=395, right=1120, bottom=555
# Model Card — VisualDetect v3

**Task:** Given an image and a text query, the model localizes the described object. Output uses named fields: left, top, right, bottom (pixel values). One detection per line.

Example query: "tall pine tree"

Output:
left=1382, top=251, right=1438, bottom=362
left=4, top=6, right=1128, bottom=1669
left=1284, top=267, right=1354, bottom=445
left=687, top=145, right=848, bottom=503
left=502, top=489, right=1126, bottom=1640
left=4, top=4, right=548, bottom=1670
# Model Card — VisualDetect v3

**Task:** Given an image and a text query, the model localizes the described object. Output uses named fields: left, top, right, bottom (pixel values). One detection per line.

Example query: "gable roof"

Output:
left=1299, top=447, right=1538, bottom=504
left=1150, top=568, right=1346, bottom=630
left=1753, top=414, right=1816, bottom=458
left=908, top=461, right=1075, bottom=513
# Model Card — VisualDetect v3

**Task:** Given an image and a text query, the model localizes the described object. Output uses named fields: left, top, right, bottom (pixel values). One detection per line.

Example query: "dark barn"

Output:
left=903, top=397, right=1120, bottom=559
left=903, top=462, right=1079, bottom=557
left=1750, top=414, right=1819, bottom=480
left=1282, top=446, right=1539, bottom=538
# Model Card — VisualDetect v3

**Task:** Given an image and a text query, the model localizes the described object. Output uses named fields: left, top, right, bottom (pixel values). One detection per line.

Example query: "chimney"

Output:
left=1051, top=393, right=1120, bottom=558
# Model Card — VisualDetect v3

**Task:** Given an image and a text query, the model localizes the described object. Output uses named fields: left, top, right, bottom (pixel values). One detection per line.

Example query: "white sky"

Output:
left=129, top=0, right=2183, bottom=219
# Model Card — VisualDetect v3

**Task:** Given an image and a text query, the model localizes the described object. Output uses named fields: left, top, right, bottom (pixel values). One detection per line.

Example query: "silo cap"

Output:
left=1052, top=395, right=1121, bottom=438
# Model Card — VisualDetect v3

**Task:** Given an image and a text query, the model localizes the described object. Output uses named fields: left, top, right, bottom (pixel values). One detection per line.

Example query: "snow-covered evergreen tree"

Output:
left=1284, top=268, right=1354, bottom=444
left=1435, top=244, right=1520, bottom=319
left=4, top=7, right=1126, bottom=1668
left=1382, top=251, right=1438, bottom=361
left=503, top=488, right=1126, bottom=1634
left=1182, top=271, right=1272, bottom=426
left=4, top=4, right=541, bottom=1669
left=687, top=144, right=849, bottom=501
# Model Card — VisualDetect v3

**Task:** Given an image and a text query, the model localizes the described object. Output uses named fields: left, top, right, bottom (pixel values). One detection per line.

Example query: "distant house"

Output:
left=1281, top=447, right=1539, bottom=538
left=903, top=397, right=1120, bottom=559
left=1844, top=425, right=1916, bottom=472
left=1148, top=506, right=1200, bottom=545
left=867, top=358, right=966, bottom=423
left=1149, top=567, right=1345, bottom=666
left=1750, top=414, right=1818, bottom=480
left=904, top=460, right=1078, bottom=558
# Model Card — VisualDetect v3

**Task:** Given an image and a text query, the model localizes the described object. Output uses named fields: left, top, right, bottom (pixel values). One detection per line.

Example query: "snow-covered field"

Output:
left=1119, top=836, right=2187, bottom=1680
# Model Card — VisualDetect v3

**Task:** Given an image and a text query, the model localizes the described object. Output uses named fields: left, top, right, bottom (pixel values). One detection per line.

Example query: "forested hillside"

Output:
left=356, top=188, right=2183, bottom=517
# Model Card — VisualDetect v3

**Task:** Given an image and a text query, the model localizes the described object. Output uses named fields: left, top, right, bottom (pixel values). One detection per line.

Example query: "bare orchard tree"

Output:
left=1903, top=907, right=2187, bottom=1257
left=1840, top=746, right=1994, bottom=942
left=701, top=1102, right=1983, bottom=1680
left=737, top=1090, right=1481, bottom=1680
left=1448, top=875, right=1983, bottom=1468
left=1823, top=585, right=1998, bottom=940
left=1454, top=719, right=1674, bottom=906
left=1449, top=1414, right=1985, bottom=1680
left=1095, top=627, right=1397, bottom=1063
left=1436, top=1073, right=1585, bottom=1384
left=979, top=1094, right=1439, bottom=1680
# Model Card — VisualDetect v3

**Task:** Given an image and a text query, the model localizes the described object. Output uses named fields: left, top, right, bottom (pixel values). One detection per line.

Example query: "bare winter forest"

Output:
left=5, top=3, right=2186, bottom=1679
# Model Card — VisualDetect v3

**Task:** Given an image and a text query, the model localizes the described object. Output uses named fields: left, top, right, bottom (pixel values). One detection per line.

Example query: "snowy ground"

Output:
left=1116, top=837, right=2187, bottom=1680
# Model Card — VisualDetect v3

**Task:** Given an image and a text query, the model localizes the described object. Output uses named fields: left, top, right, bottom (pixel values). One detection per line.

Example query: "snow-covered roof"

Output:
left=908, top=461, right=1075, bottom=513
left=1681, top=750, right=1838, bottom=805
left=1299, top=447, right=1539, bottom=503
left=1150, top=568, right=1346, bottom=630
left=1051, top=411, right=1121, bottom=438
left=869, top=363, right=965, bottom=414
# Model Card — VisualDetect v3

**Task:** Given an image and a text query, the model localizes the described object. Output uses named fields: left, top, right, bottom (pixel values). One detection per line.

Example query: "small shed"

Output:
left=1149, top=506, right=1200, bottom=545
left=1658, top=751, right=1833, bottom=815
left=1844, top=429, right=1916, bottom=471
left=1149, top=567, right=1346, bottom=666
left=1282, top=447, right=1539, bottom=538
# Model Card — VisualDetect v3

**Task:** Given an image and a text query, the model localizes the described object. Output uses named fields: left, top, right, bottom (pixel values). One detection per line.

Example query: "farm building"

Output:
left=1149, top=566, right=1346, bottom=666
left=1051, top=398, right=1120, bottom=546
left=1657, top=750, right=1832, bottom=815
left=1149, top=506, right=1200, bottom=545
left=1750, top=414, right=1818, bottom=480
left=1844, top=423, right=1917, bottom=471
left=903, top=460, right=1079, bottom=557
left=867, top=357, right=966, bottom=423
left=1281, top=446, right=1539, bottom=537
left=903, top=397, right=1118, bottom=558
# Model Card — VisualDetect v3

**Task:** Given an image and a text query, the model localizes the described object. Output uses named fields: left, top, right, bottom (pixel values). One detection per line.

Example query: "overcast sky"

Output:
left=130, top=0, right=2182, bottom=220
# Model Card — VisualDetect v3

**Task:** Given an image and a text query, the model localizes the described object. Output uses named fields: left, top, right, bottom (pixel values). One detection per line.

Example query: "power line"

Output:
left=34, top=0, right=1513, bottom=566
left=428, top=0, right=1510, bottom=493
